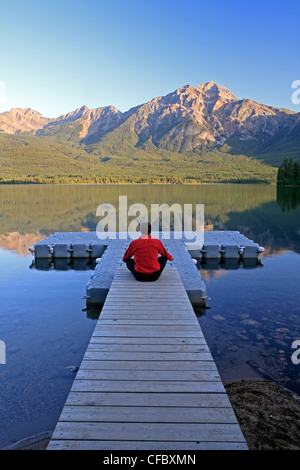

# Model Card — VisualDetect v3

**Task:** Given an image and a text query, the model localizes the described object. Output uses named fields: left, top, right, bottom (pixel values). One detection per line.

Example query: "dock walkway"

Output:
left=47, top=265, right=247, bottom=450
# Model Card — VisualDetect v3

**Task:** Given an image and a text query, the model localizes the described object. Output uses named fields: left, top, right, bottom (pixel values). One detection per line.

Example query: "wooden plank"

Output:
left=59, top=405, right=238, bottom=424
left=100, top=308, right=193, bottom=312
left=50, top=421, right=246, bottom=443
left=70, top=380, right=225, bottom=393
left=75, top=369, right=221, bottom=381
left=92, top=327, right=203, bottom=337
left=104, top=299, right=192, bottom=303
left=105, top=294, right=190, bottom=299
left=89, top=336, right=206, bottom=345
left=111, top=280, right=183, bottom=283
left=96, top=319, right=199, bottom=326
left=86, top=344, right=210, bottom=355
left=99, top=314, right=195, bottom=320
left=101, top=306, right=193, bottom=311
left=106, top=287, right=184, bottom=291
left=65, top=391, right=231, bottom=407
left=48, top=440, right=248, bottom=451
left=82, top=351, right=214, bottom=361
left=108, top=284, right=183, bottom=288
left=99, top=311, right=192, bottom=316
left=79, top=360, right=217, bottom=371
left=86, top=343, right=209, bottom=352
left=102, top=303, right=193, bottom=308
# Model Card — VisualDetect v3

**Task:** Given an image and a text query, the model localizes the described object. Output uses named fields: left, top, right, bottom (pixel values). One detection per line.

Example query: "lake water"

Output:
left=0, top=184, right=299, bottom=448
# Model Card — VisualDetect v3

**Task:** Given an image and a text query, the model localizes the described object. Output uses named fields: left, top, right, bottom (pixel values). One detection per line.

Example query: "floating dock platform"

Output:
left=30, top=230, right=263, bottom=306
left=31, top=230, right=263, bottom=260
left=47, top=265, right=248, bottom=450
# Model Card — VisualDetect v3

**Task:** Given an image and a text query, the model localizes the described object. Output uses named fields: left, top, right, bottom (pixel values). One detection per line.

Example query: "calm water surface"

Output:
left=0, top=184, right=299, bottom=448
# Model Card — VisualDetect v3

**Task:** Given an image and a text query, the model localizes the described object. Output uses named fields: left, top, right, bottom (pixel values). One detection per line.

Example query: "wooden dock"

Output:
left=47, top=265, right=248, bottom=450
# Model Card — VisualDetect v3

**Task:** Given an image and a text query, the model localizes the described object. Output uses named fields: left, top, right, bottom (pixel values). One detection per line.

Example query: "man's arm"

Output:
left=158, top=241, right=174, bottom=261
left=122, top=242, right=134, bottom=262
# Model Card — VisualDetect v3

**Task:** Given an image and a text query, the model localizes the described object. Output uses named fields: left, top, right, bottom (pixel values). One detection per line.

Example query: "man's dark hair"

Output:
left=140, top=221, right=151, bottom=235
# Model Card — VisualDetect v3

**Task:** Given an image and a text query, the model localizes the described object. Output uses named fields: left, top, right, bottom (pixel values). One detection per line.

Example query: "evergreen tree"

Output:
left=277, top=157, right=300, bottom=185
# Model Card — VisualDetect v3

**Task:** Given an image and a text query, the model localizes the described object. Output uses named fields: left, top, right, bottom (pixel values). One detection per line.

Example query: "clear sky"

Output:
left=0, top=0, right=299, bottom=116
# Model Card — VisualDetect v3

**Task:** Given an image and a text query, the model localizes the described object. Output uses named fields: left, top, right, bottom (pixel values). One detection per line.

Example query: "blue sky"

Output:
left=0, top=0, right=299, bottom=116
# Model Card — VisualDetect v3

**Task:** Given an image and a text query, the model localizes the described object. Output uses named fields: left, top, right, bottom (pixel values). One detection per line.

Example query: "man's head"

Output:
left=140, top=221, right=151, bottom=235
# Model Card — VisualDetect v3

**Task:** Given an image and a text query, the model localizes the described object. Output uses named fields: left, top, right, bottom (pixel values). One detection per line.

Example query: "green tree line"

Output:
left=277, top=157, right=300, bottom=186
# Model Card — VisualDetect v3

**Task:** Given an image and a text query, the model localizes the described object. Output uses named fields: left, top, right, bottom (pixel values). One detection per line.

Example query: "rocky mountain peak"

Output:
left=0, top=107, right=51, bottom=134
left=0, top=82, right=298, bottom=154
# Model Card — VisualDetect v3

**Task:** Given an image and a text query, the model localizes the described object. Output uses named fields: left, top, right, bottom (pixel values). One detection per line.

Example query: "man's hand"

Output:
left=170, top=256, right=175, bottom=261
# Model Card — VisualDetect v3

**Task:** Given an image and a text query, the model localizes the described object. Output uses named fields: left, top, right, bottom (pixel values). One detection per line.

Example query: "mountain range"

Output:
left=0, top=81, right=299, bottom=183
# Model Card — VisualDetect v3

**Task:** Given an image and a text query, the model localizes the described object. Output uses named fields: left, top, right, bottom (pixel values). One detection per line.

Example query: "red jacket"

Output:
left=122, top=236, right=173, bottom=274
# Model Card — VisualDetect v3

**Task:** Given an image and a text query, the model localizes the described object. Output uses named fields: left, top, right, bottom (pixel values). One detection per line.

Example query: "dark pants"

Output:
left=126, top=256, right=168, bottom=282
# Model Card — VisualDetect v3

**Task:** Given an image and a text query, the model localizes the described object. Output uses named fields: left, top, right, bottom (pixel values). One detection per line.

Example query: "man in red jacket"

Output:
left=122, top=222, right=174, bottom=282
